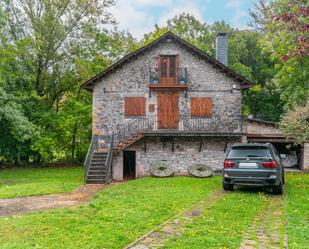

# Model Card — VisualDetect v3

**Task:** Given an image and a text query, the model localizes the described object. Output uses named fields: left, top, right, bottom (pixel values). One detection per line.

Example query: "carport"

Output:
left=245, top=118, right=306, bottom=171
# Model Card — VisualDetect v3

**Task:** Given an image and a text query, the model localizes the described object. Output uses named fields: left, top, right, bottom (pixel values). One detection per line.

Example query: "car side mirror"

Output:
left=280, top=154, right=286, bottom=159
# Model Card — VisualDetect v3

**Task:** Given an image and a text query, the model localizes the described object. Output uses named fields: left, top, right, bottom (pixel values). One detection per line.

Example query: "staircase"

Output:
left=84, top=118, right=146, bottom=184
left=86, top=152, right=108, bottom=183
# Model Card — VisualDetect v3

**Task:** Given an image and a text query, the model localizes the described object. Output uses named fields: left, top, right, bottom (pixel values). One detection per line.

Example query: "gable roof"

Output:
left=81, top=31, right=255, bottom=91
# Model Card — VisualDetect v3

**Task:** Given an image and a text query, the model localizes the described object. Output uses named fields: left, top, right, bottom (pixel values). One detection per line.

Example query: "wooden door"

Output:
left=157, top=92, right=179, bottom=129
left=159, top=55, right=177, bottom=85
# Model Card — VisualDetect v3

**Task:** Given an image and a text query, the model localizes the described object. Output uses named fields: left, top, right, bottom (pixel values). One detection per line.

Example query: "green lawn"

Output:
left=286, top=173, right=309, bottom=249
left=0, top=173, right=308, bottom=249
left=0, top=167, right=83, bottom=198
left=0, top=177, right=219, bottom=249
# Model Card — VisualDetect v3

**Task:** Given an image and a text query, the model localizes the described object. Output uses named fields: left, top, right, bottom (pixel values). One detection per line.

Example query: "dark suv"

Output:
left=222, top=143, right=284, bottom=194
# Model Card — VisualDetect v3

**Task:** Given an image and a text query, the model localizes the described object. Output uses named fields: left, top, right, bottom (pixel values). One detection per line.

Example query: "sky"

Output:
left=108, top=0, right=257, bottom=39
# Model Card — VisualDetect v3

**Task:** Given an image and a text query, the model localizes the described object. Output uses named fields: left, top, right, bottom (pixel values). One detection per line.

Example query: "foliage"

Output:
left=279, top=101, right=309, bottom=144
left=0, top=167, right=83, bottom=198
left=0, top=177, right=219, bottom=248
left=0, top=0, right=137, bottom=164
left=251, top=0, right=309, bottom=109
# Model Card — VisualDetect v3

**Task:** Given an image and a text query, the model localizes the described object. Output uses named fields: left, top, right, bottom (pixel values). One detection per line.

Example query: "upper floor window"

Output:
left=190, top=97, right=213, bottom=118
left=124, top=97, right=146, bottom=117
left=159, top=55, right=177, bottom=85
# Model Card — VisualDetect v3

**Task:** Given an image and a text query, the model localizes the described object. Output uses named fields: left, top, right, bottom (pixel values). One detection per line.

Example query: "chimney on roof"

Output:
left=216, top=32, right=228, bottom=66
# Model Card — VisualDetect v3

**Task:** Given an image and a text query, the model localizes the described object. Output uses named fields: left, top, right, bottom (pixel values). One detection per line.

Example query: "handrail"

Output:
left=83, top=135, right=96, bottom=183
left=105, top=132, right=114, bottom=183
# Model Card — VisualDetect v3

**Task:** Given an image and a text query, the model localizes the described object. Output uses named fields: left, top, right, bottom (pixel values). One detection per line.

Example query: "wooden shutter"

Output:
left=190, top=97, right=213, bottom=117
left=124, top=97, right=146, bottom=116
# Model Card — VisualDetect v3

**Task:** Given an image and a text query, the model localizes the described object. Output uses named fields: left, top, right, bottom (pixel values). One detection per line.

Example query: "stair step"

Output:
left=87, top=176, right=106, bottom=180
left=92, top=156, right=107, bottom=160
left=87, top=174, right=106, bottom=177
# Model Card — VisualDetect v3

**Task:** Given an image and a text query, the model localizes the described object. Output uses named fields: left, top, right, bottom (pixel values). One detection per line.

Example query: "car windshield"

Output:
left=228, top=146, right=271, bottom=158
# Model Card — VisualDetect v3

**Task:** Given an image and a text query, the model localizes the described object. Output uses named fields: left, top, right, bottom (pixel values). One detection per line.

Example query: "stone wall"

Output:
left=112, top=136, right=240, bottom=181
left=246, top=121, right=283, bottom=135
left=92, top=40, right=243, bottom=149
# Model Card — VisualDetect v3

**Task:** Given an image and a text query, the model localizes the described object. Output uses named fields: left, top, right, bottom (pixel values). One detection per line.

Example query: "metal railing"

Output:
left=149, top=67, right=188, bottom=85
left=112, top=114, right=243, bottom=142
left=83, top=135, right=96, bottom=182
left=105, top=132, right=114, bottom=183
left=137, top=114, right=243, bottom=133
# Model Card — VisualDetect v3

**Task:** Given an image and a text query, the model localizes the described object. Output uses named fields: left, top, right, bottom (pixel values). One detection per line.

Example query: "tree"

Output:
left=250, top=0, right=309, bottom=109
left=279, top=100, right=309, bottom=144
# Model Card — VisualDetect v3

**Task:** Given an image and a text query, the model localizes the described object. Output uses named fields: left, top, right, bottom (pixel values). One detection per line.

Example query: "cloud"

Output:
left=133, top=0, right=173, bottom=6
left=225, top=0, right=242, bottom=8
left=158, top=1, right=205, bottom=27
left=108, top=0, right=157, bottom=39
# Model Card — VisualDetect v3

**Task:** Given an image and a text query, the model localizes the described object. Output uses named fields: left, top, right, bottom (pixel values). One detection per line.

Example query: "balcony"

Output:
left=113, top=114, right=243, bottom=145
left=149, top=67, right=188, bottom=90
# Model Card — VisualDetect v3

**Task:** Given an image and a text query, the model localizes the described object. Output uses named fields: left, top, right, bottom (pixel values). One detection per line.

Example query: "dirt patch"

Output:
left=0, top=183, right=120, bottom=216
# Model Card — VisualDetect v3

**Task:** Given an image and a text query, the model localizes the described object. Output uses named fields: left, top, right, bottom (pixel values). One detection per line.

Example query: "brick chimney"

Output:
left=216, top=32, right=228, bottom=66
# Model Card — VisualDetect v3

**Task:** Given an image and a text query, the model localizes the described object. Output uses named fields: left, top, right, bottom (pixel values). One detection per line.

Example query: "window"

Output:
left=124, top=97, right=146, bottom=116
left=190, top=97, right=213, bottom=117
left=227, top=146, right=272, bottom=158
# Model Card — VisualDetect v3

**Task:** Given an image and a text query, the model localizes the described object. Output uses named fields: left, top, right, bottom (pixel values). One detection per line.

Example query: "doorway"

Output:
left=123, top=151, right=136, bottom=180
left=157, top=92, right=179, bottom=129
left=159, top=55, right=177, bottom=85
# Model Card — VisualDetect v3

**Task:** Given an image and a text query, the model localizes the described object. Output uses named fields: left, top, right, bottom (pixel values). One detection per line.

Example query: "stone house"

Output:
left=81, top=31, right=307, bottom=183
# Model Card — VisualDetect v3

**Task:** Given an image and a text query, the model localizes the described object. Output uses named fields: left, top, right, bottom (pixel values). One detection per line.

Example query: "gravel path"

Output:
left=0, top=183, right=119, bottom=216
left=125, top=189, right=225, bottom=249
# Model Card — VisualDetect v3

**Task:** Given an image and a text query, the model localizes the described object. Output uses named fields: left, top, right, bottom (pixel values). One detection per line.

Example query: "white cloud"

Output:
left=225, top=0, right=242, bottom=8
left=232, top=10, right=249, bottom=29
left=133, top=0, right=173, bottom=6
left=158, top=1, right=205, bottom=27
left=108, top=0, right=206, bottom=39
left=108, top=0, right=157, bottom=39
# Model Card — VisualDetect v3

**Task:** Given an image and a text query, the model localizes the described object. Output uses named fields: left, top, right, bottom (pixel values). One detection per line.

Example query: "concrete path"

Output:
left=0, top=183, right=118, bottom=216
left=239, top=195, right=287, bottom=249
left=125, top=190, right=225, bottom=249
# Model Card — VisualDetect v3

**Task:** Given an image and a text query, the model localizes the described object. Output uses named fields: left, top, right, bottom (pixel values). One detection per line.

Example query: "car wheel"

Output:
left=223, top=183, right=234, bottom=191
left=273, top=179, right=283, bottom=195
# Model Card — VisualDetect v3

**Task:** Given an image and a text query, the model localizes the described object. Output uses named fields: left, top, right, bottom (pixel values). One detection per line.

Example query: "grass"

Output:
left=0, top=177, right=219, bottom=249
left=286, top=173, right=309, bottom=249
left=0, top=167, right=83, bottom=198
left=0, top=172, right=308, bottom=249
left=163, top=190, right=268, bottom=249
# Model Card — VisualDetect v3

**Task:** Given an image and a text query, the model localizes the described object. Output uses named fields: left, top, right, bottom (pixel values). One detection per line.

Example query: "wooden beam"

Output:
left=223, top=138, right=228, bottom=153
left=199, top=136, right=203, bottom=152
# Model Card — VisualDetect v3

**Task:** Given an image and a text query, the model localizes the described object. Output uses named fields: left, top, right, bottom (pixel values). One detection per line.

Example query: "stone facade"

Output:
left=93, top=41, right=242, bottom=137
left=246, top=120, right=283, bottom=135
left=112, top=137, right=240, bottom=181
left=91, top=38, right=245, bottom=180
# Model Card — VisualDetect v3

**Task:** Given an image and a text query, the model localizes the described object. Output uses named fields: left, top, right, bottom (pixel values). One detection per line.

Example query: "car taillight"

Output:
left=224, top=160, right=235, bottom=168
left=262, top=160, right=277, bottom=168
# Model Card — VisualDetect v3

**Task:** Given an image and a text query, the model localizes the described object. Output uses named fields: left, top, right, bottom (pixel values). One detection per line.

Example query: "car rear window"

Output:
left=228, top=146, right=272, bottom=158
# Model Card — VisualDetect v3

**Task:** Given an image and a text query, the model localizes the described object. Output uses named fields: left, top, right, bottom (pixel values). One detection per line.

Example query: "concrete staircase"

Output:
left=86, top=152, right=108, bottom=184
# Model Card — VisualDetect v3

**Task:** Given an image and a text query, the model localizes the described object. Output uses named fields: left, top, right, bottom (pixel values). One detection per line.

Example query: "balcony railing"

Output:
left=149, top=67, right=188, bottom=85
left=114, top=114, right=243, bottom=137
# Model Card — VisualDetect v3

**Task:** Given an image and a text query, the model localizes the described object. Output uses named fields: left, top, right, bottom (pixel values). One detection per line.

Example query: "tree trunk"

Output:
left=71, top=122, right=77, bottom=161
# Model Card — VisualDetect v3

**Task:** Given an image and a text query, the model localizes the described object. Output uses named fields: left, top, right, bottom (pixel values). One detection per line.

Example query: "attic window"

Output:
left=190, top=97, right=213, bottom=117
left=124, top=97, right=146, bottom=116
